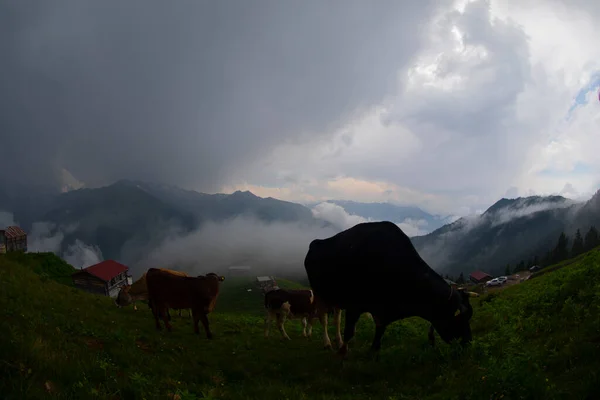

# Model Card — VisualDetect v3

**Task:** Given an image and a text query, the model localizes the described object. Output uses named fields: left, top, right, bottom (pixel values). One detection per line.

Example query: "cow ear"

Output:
left=454, top=308, right=461, bottom=317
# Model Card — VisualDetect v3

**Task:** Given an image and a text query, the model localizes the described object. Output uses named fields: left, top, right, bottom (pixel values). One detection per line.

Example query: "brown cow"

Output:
left=115, top=268, right=192, bottom=318
left=264, top=288, right=343, bottom=349
left=146, top=268, right=225, bottom=338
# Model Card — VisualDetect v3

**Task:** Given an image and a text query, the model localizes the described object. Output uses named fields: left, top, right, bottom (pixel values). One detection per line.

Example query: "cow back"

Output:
left=304, top=221, right=449, bottom=311
left=265, top=289, right=317, bottom=316
left=129, top=268, right=189, bottom=297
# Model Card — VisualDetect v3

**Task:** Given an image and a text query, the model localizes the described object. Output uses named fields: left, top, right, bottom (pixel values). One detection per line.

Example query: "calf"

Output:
left=146, top=268, right=225, bottom=338
left=264, top=288, right=343, bottom=349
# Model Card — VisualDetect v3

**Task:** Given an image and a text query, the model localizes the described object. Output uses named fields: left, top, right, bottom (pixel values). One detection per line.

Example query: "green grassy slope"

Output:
left=2, top=251, right=600, bottom=399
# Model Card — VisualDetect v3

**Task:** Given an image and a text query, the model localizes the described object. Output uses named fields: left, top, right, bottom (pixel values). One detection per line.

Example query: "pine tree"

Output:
left=584, top=226, right=599, bottom=252
left=571, top=229, right=584, bottom=257
left=457, top=272, right=465, bottom=284
left=533, top=255, right=539, bottom=267
left=504, top=264, right=511, bottom=276
left=553, top=232, right=569, bottom=263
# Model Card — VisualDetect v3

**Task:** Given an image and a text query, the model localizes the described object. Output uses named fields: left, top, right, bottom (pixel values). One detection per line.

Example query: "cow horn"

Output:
left=465, top=291, right=479, bottom=297
left=220, top=276, right=225, bottom=282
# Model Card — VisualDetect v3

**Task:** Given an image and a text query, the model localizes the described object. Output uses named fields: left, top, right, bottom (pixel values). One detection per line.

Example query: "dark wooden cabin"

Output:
left=71, top=260, right=130, bottom=298
left=469, top=270, right=493, bottom=284
left=0, top=226, right=27, bottom=254
left=256, top=276, right=278, bottom=293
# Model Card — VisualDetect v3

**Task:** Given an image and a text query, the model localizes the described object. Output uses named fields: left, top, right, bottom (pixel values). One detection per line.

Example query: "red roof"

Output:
left=83, top=260, right=128, bottom=282
left=470, top=271, right=492, bottom=281
left=2, top=226, right=27, bottom=238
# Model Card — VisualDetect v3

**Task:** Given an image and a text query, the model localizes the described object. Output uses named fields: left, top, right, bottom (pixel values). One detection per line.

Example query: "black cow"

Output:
left=304, top=220, right=479, bottom=358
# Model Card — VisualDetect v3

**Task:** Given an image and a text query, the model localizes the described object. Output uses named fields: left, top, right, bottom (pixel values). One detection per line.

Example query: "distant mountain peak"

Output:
left=483, top=195, right=570, bottom=216
left=230, top=190, right=259, bottom=199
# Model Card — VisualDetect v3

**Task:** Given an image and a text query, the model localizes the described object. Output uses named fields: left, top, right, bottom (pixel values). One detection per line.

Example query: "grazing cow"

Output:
left=115, top=269, right=192, bottom=318
left=304, top=221, right=479, bottom=358
left=263, top=288, right=343, bottom=348
left=145, top=268, right=225, bottom=338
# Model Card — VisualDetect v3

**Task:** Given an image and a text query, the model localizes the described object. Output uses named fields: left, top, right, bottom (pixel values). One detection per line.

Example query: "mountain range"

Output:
left=1, top=178, right=599, bottom=278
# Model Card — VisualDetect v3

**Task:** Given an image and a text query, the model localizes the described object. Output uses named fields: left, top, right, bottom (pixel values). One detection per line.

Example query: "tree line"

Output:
left=444, top=225, right=600, bottom=284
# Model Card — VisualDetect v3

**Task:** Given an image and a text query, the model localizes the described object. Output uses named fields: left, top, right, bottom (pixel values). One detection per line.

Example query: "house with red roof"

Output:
left=71, top=260, right=131, bottom=298
left=469, top=270, right=493, bottom=284
left=0, top=225, right=27, bottom=253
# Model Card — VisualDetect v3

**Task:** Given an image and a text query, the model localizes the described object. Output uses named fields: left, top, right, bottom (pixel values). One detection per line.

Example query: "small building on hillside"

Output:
left=71, top=260, right=130, bottom=298
left=256, top=276, right=278, bottom=293
left=0, top=226, right=28, bottom=254
left=228, top=265, right=252, bottom=276
left=469, top=270, right=493, bottom=284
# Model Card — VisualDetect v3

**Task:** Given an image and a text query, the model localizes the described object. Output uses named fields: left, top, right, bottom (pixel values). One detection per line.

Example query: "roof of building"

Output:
left=229, top=265, right=252, bottom=270
left=470, top=271, right=492, bottom=281
left=82, top=260, right=129, bottom=282
left=1, top=226, right=27, bottom=238
left=256, top=276, right=274, bottom=282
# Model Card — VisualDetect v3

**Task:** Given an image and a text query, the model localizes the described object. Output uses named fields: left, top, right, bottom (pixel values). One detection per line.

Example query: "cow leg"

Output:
left=192, top=308, right=201, bottom=335
left=333, top=308, right=343, bottom=349
left=338, top=309, right=361, bottom=358
left=307, top=318, right=313, bottom=338
left=428, top=324, right=436, bottom=347
left=264, top=310, right=275, bottom=337
left=133, top=301, right=138, bottom=311
left=151, top=302, right=162, bottom=331
left=370, top=316, right=390, bottom=361
left=301, top=317, right=308, bottom=337
left=178, top=309, right=182, bottom=317
left=318, top=311, right=332, bottom=349
left=161, top=306, right=173, bottom=332
left=276, top=313, right=291, bottom=340
left=199, top=313, right=212, bottom=339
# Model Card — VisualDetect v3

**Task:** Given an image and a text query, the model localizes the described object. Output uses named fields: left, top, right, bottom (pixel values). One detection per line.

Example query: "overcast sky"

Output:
left=2, top=0, right=599, bottom=216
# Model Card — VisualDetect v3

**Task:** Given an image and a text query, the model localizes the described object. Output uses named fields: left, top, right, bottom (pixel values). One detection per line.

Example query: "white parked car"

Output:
left=486, top=278, right=505, bottom=287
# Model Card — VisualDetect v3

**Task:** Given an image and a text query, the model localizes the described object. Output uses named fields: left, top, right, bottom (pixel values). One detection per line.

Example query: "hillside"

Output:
left=38, top=181, right=198, bottom=263
left=129, top=180, right=321, bottom=225
left=411, top=195, right=583, bottom=276
left=2, top=252, right=600, bottom=399
left=3, top=180, right=332, bottom=269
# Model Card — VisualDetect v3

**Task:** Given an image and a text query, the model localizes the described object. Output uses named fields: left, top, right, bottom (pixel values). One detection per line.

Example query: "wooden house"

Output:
left=469, top=270, right=493, bottom=284
left=71, top=260, right=130, bottom=298
left=256, top=276, right=278, bottom=293
left=0, top=226, right=27, bottom=254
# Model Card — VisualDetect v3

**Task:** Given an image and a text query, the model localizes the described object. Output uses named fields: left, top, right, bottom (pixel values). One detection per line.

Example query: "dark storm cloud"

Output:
left=0, top=0, right=447, bottom=191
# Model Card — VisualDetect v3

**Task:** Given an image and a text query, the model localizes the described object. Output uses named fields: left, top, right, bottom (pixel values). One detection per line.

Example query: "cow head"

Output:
left=115, top=285, right=133, bottom=307
left=432, top=288, right=479, bottom=345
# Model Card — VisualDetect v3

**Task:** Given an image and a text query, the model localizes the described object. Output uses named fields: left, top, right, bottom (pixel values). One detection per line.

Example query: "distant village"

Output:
left=1, top=224, right=279, bottom=298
